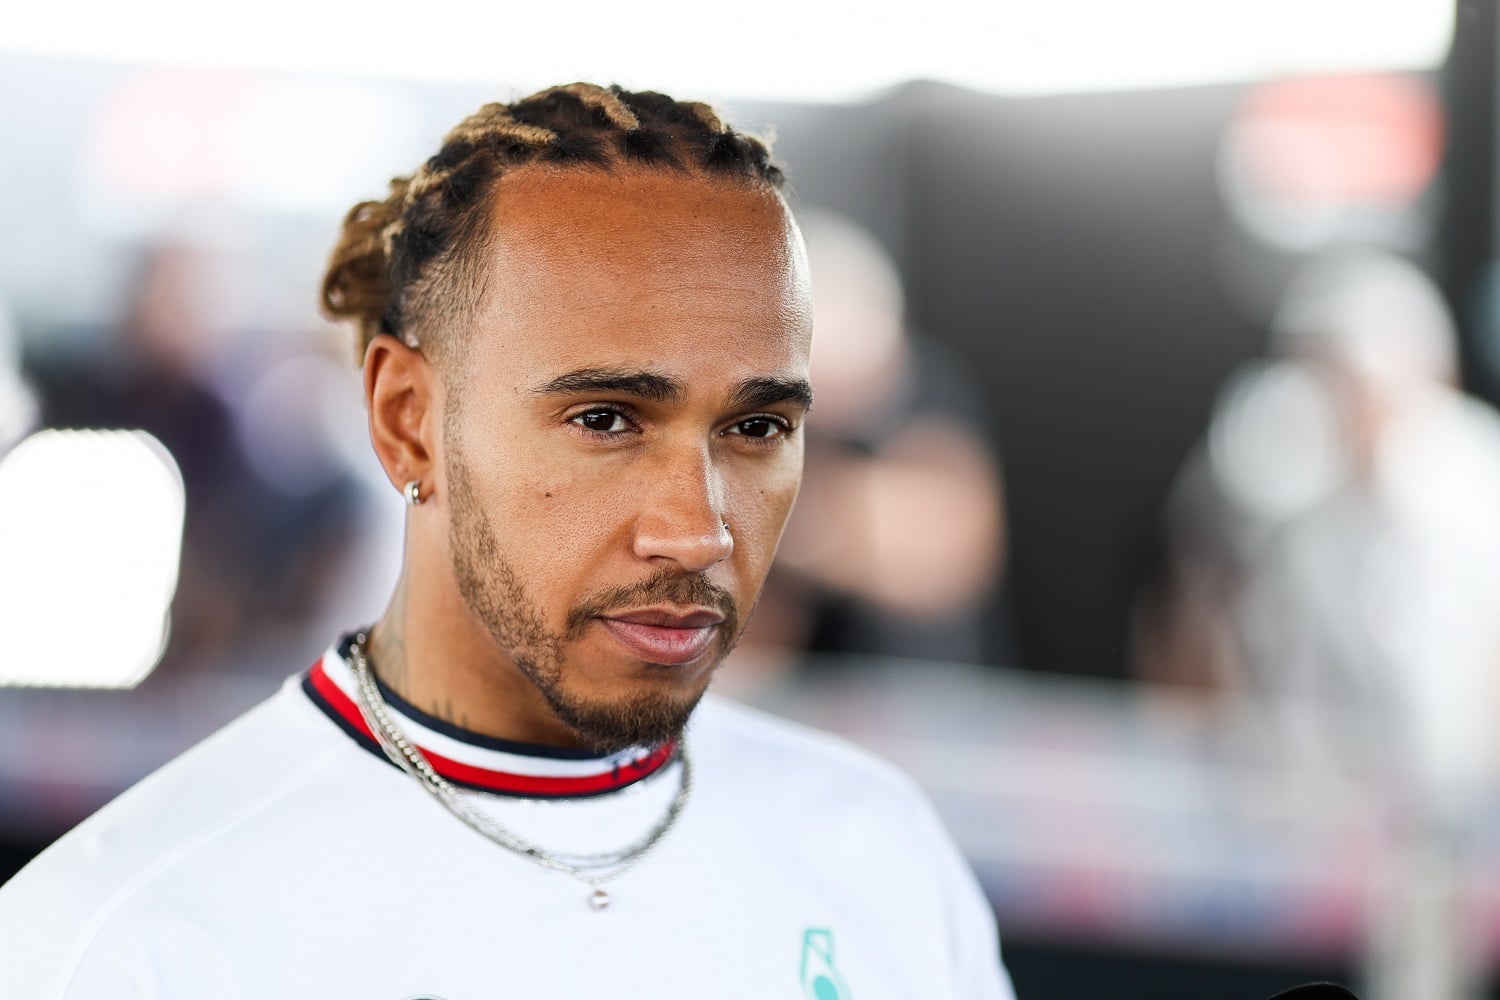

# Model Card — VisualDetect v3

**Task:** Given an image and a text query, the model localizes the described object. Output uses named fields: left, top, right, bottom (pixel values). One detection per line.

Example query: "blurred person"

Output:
left=225, top=323, right=404, bottom=673
left=0, top=84, right=1014, bottom=999
left=1138, top=249, right=1500, bottom=815
left=25, top=242, right=364, bottom=677
left=27, top=242, right=258, bottom=669
left=739, top=211, right=1007, bottom=671
left=1135, top=252, right=1500, bottom=1000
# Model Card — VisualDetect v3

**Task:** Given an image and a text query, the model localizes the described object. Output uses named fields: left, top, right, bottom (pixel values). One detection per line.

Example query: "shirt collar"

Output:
left=301, top=637, right=677, bottom=799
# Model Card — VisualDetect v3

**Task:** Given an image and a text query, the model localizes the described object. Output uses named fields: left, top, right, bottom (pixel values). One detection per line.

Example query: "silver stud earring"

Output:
left=404, top=480, right=425, bottom=506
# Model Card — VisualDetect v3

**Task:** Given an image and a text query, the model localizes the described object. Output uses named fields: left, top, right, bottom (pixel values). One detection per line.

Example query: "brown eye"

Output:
left=740, top=419, right=774, bottom=438
left=731, top=417, right=787, bottom=440
left=573, top=410, right=629, bottom=433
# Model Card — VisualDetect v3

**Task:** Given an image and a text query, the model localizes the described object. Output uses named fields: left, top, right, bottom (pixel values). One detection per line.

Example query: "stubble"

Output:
left=445, top=443, right=738, bottom=753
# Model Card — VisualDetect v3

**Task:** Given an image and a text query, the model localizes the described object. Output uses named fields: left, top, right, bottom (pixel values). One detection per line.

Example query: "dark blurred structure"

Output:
left=744, top=81, right=1291, bottom=678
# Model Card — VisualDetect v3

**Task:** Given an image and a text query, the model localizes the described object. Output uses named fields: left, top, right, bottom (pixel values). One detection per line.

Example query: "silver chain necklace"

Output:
left=346, top=632, right=691, bottom=911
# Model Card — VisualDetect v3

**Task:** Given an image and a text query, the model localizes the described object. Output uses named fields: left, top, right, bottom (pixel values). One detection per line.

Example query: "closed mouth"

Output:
left=596, top=607, right=725, bottom=666
left=600, top=606, right=725, bottom=629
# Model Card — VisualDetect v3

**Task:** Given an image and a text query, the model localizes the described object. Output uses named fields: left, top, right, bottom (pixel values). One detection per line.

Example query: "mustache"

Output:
left=565, top=568, right=739, bottom=641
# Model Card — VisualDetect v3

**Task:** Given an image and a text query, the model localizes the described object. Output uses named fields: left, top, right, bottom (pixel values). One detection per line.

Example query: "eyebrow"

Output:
left=531, top=368, right=685, bottom=403
left=727, top=377, right=815, bottom=413
left=531, top=368, right=814, bottom=412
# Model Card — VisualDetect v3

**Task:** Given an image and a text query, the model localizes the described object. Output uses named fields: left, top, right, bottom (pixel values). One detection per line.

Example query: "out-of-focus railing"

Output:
left=737, top=655, right=1498, bottom=998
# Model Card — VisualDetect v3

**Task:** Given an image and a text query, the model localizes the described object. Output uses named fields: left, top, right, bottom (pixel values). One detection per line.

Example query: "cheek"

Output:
left=498, top=454, right=638, bottom=567
left=447, top=426, right=625, bottom=577
left=727, top=464, right=803, bottom=574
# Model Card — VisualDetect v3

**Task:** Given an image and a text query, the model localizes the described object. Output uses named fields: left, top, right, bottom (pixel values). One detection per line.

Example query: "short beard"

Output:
left=445, top=447, right=738, bottom=754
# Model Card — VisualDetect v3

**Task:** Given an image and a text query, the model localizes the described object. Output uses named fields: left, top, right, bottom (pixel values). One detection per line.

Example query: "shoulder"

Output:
left=691, top=694, right=911, bottom=774
left=688, top=696, right=1015, bottom=998
left=0, top=677, right=350, bottom=997
left=687, top=694, right=934, bottom=817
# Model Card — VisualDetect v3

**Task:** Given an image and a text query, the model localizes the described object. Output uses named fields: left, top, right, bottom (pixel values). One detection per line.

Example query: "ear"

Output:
left=363, top=335, right=440, bottom=498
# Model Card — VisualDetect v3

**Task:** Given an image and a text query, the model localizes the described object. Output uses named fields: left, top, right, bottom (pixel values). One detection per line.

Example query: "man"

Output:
left=0, top=83, right=1014, bottom=998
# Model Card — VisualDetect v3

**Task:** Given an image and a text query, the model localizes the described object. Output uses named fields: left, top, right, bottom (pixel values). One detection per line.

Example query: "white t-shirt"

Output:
left=0, top=639, right=1015, bottom=999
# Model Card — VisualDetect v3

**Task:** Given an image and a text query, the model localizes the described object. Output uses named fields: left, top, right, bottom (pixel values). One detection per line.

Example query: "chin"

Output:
left=547, top=679, right=711, bottom=754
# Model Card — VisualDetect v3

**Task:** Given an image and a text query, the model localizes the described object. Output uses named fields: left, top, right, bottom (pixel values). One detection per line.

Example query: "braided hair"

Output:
left=321, top=83, right=785, bottom=364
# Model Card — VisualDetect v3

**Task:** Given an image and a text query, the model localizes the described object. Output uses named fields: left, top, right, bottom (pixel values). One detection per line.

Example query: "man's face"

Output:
left=439, top=168, right=812, bottom=752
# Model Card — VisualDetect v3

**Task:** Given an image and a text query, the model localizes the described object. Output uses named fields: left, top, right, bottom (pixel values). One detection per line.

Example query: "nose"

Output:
left=632, top=445, right=734, bottom=572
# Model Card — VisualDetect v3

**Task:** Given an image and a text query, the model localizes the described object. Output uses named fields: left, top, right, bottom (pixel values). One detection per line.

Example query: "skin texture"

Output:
left=362, top=167, right=813, bottom=751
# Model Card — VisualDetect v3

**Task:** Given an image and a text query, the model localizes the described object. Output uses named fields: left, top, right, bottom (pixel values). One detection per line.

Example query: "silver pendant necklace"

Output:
left=346, top=632, right=691, bottom=910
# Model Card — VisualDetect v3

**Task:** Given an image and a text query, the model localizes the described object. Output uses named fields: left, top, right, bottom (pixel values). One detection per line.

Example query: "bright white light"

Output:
left=0, top=0, right=1453, bottom=101
left=0, top=430, right=185, bottom=688
left=0, top=368, right=37, bottom=455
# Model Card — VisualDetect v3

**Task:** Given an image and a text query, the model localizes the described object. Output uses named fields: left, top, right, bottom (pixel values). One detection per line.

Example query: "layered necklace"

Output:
left=346, top=632, right=691, bottom=910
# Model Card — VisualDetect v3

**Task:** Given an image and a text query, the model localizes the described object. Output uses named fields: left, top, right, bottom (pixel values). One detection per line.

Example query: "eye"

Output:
left=570, top=408, right=633, bottom=435
left=727, top=416, right=792, bottom=441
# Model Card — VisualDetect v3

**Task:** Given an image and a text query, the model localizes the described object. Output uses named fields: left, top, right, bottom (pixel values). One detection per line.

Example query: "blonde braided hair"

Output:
left=321, top=82, right=783, bottom=363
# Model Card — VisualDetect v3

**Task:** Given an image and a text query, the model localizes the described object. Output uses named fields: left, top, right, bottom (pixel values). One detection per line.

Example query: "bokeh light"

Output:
left=0, top=429, right=184, bottom=688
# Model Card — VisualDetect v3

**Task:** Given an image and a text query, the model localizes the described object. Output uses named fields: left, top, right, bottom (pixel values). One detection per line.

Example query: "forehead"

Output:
left=462, top=167, right=812, bottom=388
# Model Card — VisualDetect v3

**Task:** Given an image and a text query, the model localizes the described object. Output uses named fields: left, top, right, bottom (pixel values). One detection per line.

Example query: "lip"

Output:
left=598, top=606, right=724, bottom=666
left=605, top=606, right=725, bottom=628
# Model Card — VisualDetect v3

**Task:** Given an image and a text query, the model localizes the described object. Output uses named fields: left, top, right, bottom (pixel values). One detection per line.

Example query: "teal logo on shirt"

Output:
left=800, top=928, right=851, bottom=1000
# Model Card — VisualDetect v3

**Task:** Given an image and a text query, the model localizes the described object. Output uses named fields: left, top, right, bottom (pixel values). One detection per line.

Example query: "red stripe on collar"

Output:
left=305, top=661, right=677, bottom=797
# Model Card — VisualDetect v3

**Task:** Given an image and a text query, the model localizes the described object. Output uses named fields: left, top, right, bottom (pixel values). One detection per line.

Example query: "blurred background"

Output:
left=0, top=1, right=1492, bottom=996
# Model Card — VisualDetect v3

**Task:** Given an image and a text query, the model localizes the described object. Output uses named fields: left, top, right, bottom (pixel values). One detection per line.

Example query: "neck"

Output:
left=365, top=568, right=586, bottom=749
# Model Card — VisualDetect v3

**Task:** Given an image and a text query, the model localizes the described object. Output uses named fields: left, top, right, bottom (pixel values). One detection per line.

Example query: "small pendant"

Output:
left=588, top=888, right=611, bottom=911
